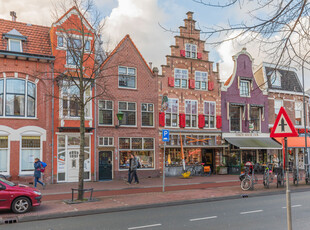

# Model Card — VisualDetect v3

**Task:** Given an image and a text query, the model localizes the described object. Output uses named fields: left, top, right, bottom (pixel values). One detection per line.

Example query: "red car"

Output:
left=0, top=178, right=42, bottom=213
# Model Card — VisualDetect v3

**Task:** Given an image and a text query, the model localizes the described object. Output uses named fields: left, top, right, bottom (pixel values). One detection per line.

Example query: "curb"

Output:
left=9, top=186, right=310, bottom=224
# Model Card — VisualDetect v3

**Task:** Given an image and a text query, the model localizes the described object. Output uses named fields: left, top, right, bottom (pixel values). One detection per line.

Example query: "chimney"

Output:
left=186, top=11, right=193, bottom=20
left=10, top=11, right=17, bottom=22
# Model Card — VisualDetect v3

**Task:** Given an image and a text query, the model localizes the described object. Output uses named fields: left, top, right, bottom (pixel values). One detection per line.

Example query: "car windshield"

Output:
left=0, top=178, right=16, bottom=186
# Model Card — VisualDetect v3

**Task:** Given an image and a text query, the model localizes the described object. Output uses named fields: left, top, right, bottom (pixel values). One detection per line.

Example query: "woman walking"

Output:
left=34, top=158, right=45, bottom=189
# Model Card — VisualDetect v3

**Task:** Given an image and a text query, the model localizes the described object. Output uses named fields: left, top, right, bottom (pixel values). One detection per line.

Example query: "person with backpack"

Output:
left=34, top=158, right=46, bottom=189
left=127, top=153, right=140, bottom=184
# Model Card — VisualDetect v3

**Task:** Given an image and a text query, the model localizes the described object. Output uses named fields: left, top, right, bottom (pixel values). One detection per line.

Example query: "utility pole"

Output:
left=285, top=137, right=292, bottom=230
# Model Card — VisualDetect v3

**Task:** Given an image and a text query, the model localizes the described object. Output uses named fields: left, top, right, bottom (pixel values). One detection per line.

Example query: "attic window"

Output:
left=8, top=39, right=22, bottom=52
left=270, top=70, right=281, bottom=87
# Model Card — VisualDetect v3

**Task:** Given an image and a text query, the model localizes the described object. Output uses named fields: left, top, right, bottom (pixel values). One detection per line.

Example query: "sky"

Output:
left=0, top=0, right=309, bottom=87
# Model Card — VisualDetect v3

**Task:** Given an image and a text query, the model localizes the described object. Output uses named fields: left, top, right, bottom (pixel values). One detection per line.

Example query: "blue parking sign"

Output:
left=162, top=129, right=170, bottom=142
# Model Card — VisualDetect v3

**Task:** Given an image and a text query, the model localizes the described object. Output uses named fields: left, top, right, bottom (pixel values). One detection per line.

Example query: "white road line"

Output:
left=128, top=223, right=162, bottom=230
left=190, top=216, right=218, bottom=222
left=240, top=210, right=263, bottom=215
left=282, top=205, right=302, bottom=209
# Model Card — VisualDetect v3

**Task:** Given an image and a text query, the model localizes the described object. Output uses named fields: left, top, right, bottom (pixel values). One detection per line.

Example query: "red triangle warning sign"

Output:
left=270, top=107, right=298, bottom=138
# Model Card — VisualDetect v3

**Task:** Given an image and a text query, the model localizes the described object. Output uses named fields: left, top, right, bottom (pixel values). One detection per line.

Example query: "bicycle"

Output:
left=263, top=163, right=274, bottom=189
left=240, top=164, right=258, bottom=191
left=274, top=165, right=285, bottom=188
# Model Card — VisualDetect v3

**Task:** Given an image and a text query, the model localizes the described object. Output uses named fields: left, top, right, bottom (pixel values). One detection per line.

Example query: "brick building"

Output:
left=96, top=35, right=159, bottom=180
left=158, top=12, right=223, bottom=176
left=0, top=14, right=54, bottom=182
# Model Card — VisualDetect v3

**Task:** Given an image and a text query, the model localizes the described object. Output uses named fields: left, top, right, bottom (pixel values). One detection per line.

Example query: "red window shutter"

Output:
left=189, top=79, right=195, bottom=89
left=179, top=114, right=185, bottom=128
left=159, top=112, right=165, bottom=127
left=216, top=115, right=222, bottom=129
left=208, top=81, right=214, bottom=91
left=198, top=114, right=205, bottom=128
left=197, top=52, right=202, bottom=59
left=180, top=50, right=185, bottom=57
left=168, top=77, right=174, bottom=87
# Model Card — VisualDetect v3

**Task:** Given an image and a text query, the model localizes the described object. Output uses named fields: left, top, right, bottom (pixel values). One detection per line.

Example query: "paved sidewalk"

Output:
left=1, top=174, right=309, bottom=224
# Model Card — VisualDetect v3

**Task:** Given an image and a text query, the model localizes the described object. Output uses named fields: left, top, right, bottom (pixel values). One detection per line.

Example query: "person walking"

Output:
left=127, top=153, right=139, bottom=184
left=34, top=158, right=45, bottom=189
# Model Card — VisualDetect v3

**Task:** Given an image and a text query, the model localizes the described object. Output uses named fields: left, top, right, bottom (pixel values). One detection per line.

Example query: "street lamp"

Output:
left=116, top=111, right=124, bottom=128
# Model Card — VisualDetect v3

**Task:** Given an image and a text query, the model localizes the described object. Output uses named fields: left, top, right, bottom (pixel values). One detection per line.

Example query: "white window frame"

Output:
left=98, top=137, right=114, bottom=146
left=195, top=71, right=208, bottom=91
left=98, top=100, right=114, bottom=126
left=185, top=100, right=198, bottom=128
left=57, top=36, right=64, bottom=48
left=185, top=43, right=197, bottom=59
left=118, top=66, right=137, bottom=89
left=270, top=71, right=282, bottom=87
left=8, top=39, right=22, bottom=52
left=0, top=136, right=9, bottom=175
left=118, top=101, right=137, bottom=127
left=174, top=68, right=188, bottom=89
left=250, top=106, right=261, bottom=132
left=274, top=99, right=283, bottom=117
left=295, top=101, right=303, bottom=126
left=204, top=101, right=216, bottom=129
left=165, top=98, right=179, bottom=128
left=240, top=80, right=250, bottom=97
left=19, top=135, right=42, bottom=175
left=229, top=106, right=242, bottom=132
left=141, top=103, right=154, bottom=127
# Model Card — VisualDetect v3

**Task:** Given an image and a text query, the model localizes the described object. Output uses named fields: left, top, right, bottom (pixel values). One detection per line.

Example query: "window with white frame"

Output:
left=295, top=101, right=303, bottom=126
left=165, top=98, right=179, bottom=127
left=185, top=100, right=198, bottom=128
left=118, top=66, right=136, bottom=89
left=195, top=71, right=208, bottom=90
left=8, top=39, right=22, bottom=52
left=4, top=78, right=36, bottom=117
left=119, top=102, right=136, bottom=126
left=0, top=136, right=8, bottom=173
left=61, top=81, right=91, bottom=118
left=204, top=101, right=215, bottom=128
left=230, top=106, right=241, bottom=131
left=85, top=40, right=90, bottom=51
left=274, top=99, right=283, bottom=118
left=66, top=38, right=82, bottom=66
left=240, top=80, right=250, bottom=97
left=141, top=103, right=154, bottom=127
left=270, top=70, right=281, bottom=87
left=250, top=107, right=261, bottom=131
left=57, top=36, right=64, bottom=48
left=185, top=43, right=197, bottom=59
left=99, top=137, right=114, bottom=146
left=20, top=136, right=41, bottom=172
left=99, top=100, right=113, bottom=125
left=174, top=68, right=188, bottom=88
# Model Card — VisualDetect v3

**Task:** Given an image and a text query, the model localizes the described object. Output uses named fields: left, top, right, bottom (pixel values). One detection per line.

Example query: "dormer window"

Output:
left=270, top=70, right=281, bottom=87
left=4, top=29, right=26, bottom=53
left=8, top=39, right=22, bottom=52
left=185, top=43, right=197, bottom=59
left=58, top=36, right=64, bottom=47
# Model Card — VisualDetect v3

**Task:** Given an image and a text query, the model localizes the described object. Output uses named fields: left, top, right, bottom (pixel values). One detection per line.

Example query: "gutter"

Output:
left=0, top=50, right=55, bottom=61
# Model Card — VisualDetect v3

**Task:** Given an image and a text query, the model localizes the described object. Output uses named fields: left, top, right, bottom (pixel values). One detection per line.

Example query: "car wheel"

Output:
left=12, top=197, right=31, bottom=214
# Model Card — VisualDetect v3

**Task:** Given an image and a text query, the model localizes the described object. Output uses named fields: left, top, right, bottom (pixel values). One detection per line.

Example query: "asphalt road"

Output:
left=2, top=191, right=310, bottom=230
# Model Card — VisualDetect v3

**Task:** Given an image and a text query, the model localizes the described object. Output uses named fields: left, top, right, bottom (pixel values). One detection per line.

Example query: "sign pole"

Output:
left=285, top=137, right=292, bottom=230
left=163, top=141, right=166, bottom=192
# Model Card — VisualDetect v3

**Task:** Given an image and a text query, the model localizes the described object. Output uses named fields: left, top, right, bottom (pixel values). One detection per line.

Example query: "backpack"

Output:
left=40, top=161, right=47, bottom=172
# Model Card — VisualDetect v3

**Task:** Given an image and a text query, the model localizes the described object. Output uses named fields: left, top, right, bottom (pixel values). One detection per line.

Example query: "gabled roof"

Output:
left=102, top=34, right=153, bottom=74
left=0, top=18, right=52, bottom=56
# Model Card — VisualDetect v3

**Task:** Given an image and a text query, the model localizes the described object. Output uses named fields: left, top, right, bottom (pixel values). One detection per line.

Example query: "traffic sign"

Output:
left=270, top=107, right=298, bottom=138
left=162, top=129, right=170, bottom=142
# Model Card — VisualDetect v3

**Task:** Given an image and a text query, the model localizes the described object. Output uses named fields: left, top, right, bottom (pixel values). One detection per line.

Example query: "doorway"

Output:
left=99, top=151, right=113, bottom=180
left=67, top=149, right=79, bottom=182
left=202, top=149, right=214, bottom=173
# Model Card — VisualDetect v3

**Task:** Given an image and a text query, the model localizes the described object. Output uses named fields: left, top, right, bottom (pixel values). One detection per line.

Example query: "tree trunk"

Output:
left=78, top=81, right=85, bottom=201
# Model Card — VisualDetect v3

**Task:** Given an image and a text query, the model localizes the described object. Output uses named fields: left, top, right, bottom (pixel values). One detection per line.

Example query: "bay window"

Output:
left=165, top=99, right=179, bottom=127
left=185, top=100, right=198, bottom=128
left=204, top=101, right=215, bottom=128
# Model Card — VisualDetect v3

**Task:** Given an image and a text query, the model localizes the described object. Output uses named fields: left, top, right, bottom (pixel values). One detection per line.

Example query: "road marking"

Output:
left=190, top=216, right=218, bottom=221
left=240, top=210, right=263, bottom=215
left=282, top=205, right=302, bottom=209
left=128, top=223, right=162, bottom=230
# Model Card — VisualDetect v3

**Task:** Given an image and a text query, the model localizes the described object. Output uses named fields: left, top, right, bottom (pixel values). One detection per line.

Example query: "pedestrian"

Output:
left=34, top=158, right=45, bottom=189
left=127, top=153, right=139, bottom=184
left=272, top=154, right=279, bottom=167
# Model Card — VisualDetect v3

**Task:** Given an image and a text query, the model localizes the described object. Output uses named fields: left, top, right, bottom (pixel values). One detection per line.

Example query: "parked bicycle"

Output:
left=186, top=163, right=212, bottom=177
left=263, top=163, right=274, bottom=189
left=274, top=164, right=285, bottom=188
left=239, top=164, right=258, bottom=191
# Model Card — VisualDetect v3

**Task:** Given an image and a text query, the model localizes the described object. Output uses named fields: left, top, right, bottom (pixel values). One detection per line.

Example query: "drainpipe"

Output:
left=51, top=62, right=55, bottom=184
left=94, top=77, right=97, bottom=181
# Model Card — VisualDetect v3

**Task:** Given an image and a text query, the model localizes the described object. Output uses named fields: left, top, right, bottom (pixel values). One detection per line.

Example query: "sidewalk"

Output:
left=1, top=174, right=310, bottom=224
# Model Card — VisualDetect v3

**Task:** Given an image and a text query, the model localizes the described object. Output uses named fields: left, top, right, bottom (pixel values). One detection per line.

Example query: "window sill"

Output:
left=117, top=125, right=138, bottom=128
left=118, top=87, right=138, bottom=90
left=118, top=168, right=155, bottom=171
left=0, top=116, right=38, bottom=120
left=98, top=124, right=114, bottom=127
left=141, top=126, right=155, bottom=128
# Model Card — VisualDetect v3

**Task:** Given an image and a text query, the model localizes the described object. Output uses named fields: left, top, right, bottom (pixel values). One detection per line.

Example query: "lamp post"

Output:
left=302, top=58, right=309, bottom=182
left=116, top=111, right=124, bottom=127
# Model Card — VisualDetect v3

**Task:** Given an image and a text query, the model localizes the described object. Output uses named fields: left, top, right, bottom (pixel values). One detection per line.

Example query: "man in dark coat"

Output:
left=34, top=158, right=45, bottom=189
left=127, top=153, right=139, bottom=184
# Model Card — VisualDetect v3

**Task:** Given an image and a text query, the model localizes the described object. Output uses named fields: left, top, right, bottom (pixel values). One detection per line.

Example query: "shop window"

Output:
left=119, top=101, right=136, bottom=126
left=165, top=99, right=178, bottom=128
left=185, top=43, right=197, bottom=59
left=98, top=137, right=114, bottom=146
left=240, top=80, right=250, bottom=97
left=0, top=136, right=8, bottom=174
left=20, top=136, right=40, bottom=172
left=295, top=102, right=303, bottom=126
left=141, top=103, right=154, bottom=127
left=230, top=106, right=241, bottom=132
left=195, top=71, right=208, bottom=90
left=250, top=107, right=261, bottom=131
left=174, top=68, right=188, bottom=88
left=118, top=66, right=136, bottom=89
left=185, top=100, right=198, bottom=128
left=99, top=100, right=113, bottom=125
left=204, top=101, right=215, bottom=128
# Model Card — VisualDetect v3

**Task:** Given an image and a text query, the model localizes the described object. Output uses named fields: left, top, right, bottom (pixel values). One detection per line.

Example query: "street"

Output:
left=2, top=191, right=310, bottom=230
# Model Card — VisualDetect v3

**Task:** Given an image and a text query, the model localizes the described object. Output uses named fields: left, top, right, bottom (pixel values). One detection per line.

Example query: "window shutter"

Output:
left=189, top=79, right=195, bottom=89
left=197, top=52, right=202, bottom=59
left=159, top=112, right=165, bottom=127
left=168, top=77, right=175, bottom=87
left=198, top=114, right=205, bottom=128
left=180, top=50, right=185, bottom=57
left=208, top=81, right=214, bottom=91
left=179, top=114, right=186, bottom=128
left=216, top=115, right=222, bottom=129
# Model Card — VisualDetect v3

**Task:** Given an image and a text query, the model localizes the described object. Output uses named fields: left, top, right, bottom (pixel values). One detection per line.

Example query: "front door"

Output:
left=99, top=151, right=112, bottom=180
left=202, top=150, right=214, bottom=172
left=67, top=150, right=79, bottom=182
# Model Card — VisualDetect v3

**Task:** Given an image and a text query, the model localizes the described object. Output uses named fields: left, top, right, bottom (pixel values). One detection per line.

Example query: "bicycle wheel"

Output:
left=241, top=178, right=252, bottom=191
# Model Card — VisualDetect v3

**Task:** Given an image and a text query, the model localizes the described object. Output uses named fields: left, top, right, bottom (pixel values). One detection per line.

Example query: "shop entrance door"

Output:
left=99, top=151, right=112, bottom=180
left=202, top=150, right=214, bottom=172
left=67, top=149, right=79, bottom=182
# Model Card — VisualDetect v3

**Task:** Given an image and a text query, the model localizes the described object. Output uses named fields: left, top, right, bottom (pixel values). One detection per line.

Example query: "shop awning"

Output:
left=225, top=137, right=282, bottom=149
left=274, top=137, right=310, bottom=148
